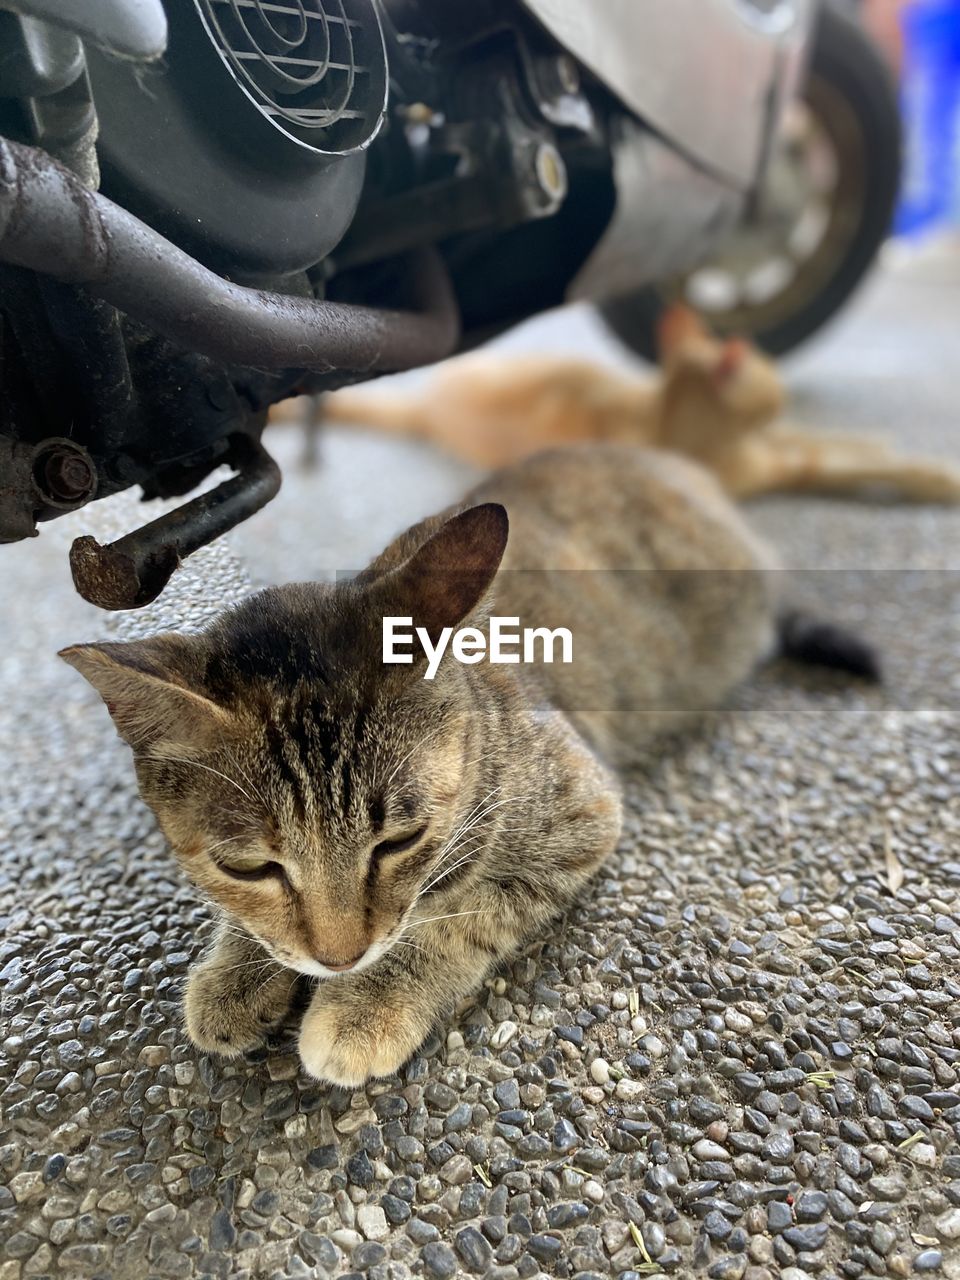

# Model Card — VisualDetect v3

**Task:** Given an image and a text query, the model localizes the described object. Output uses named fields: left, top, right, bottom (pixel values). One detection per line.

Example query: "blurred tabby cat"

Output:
left=286, top=306, right=960, bottom=504
left=61, top=445, right=877, bottom=1085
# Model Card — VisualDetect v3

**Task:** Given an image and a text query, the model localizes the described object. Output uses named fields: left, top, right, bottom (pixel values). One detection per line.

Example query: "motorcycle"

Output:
left=0, top=0, right=899, bottom=610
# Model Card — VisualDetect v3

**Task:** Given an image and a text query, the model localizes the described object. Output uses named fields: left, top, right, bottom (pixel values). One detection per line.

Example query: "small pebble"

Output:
left=590, top=1058, right=611, bottom=1085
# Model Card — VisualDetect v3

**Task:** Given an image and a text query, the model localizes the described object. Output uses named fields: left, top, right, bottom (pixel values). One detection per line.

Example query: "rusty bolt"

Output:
left=33, top=441, right=97, bottom=507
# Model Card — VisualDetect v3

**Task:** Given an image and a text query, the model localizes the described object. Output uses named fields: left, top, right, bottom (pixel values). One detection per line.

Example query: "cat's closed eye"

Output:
left=372, top=826, right=428, bottom=859
left=214, top=855, right=285, bottom=883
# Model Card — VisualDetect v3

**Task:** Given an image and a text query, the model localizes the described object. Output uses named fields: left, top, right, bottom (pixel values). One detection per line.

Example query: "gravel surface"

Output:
left=2, top=254, right=960, bottom=1280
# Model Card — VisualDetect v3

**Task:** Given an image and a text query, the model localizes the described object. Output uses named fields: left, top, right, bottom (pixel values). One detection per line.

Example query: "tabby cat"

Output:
left=300, top=306, right=960, bottom=504
left=62, top=445, right=876, bottom=1085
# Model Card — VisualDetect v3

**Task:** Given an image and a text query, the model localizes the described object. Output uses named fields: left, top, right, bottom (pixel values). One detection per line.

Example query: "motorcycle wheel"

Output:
left=598, top=4, right=902, bottom=359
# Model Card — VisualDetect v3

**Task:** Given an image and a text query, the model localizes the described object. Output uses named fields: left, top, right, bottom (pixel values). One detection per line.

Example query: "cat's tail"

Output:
left=267, top=388, right=428, bottom=437
left=776, top=608, right=881, bottom=681
left=323, top=387, right=430, bottom=438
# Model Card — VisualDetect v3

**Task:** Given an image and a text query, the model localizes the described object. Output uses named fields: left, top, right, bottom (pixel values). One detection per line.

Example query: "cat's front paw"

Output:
left=298, top=990, right=427, bottom=1087
left=184, top=958, right=296, bottom=1057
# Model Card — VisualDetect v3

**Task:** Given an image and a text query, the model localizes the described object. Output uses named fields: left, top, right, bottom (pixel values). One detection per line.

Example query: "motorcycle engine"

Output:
left=86, top=0, right=388, bottom=278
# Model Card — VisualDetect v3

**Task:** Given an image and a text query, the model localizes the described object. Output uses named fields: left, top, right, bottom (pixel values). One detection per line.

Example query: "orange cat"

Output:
left=273, top=308, right=960, bottom=504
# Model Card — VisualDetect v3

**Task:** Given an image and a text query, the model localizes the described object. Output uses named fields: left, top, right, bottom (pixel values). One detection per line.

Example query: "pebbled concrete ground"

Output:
left=2, top=251, right=960, bottom=1280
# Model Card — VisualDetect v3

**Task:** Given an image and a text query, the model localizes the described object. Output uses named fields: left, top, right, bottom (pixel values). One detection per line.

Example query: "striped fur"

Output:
left=62, top=444, right=794, bottom=1085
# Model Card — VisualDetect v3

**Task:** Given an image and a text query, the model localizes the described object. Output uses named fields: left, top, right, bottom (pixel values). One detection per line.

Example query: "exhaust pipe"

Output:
left=0, top=136, right=460, bottom=377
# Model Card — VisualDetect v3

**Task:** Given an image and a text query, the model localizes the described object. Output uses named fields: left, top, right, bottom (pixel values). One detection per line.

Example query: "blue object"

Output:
left=895, top=0, right=960, bottom=236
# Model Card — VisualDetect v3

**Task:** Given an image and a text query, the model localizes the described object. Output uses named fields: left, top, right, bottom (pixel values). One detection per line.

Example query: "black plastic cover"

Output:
left=87, top=0, right=369, bottom=277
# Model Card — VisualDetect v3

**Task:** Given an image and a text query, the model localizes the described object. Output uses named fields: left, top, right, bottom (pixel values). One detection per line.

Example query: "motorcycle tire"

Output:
left=598, top=3, right=903, bottom=359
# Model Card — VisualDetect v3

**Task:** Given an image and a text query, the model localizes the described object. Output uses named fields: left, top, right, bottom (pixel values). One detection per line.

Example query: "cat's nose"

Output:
left=316, top=950, right=365, bottom=972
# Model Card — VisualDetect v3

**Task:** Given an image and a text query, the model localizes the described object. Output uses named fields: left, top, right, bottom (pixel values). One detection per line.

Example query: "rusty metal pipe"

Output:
left=0, top=136, right=459, bottom=374
left=69, top=437, right=281, bottom=610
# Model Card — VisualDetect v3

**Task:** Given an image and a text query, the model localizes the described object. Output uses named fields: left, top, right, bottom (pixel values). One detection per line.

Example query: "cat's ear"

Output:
left=657, top=303, right=710, bottom=362
left=375, top=503, right=509, bottom=643
left=710, top=338, right=749, bottom=387
left=59, top=636, right=231, bottom=753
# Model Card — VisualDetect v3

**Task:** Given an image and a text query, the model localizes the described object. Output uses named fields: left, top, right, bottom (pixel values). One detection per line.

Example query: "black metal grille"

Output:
left=198, top=0, right=386, bottom=152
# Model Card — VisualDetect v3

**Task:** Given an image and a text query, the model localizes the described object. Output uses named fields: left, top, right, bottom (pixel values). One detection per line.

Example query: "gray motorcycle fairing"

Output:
left=518, top=0, right=815, bottom=187
left=0, top=0, right=167, bottom=60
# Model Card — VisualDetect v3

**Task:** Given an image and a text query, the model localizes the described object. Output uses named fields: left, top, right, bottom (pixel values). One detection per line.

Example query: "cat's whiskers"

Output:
left=406, top=909, right=482, bottom=929
left=417, top=824, right=489, bottom=898
left=250, top=965, right=299, bottom=1005
left=424, top=785, right=503, bottom=868
left=191, top=887, right=226, bottom=921
left=151, top=753, right=261, bottom=807
left=214, top=916, right=259, bottom=946
left=213, top=956, right=278, bottom=979
left=220, top=742, right=271, bottom=812
left=219, top=933, right=259, bottom=953
left=422, top=822, right=491, bottom=883
left=215, top=914, right=248, bottom=932
left=420, top=792, right=529, bottom=895
left=420, top=836, right=488, bottom=894
left=204, top=834, right=251, bottom=858
left=453, top=745, right=513, bottom=776
left=390, top=938, right=429, bottom=958
left=410, top=800, right=492, bottom=894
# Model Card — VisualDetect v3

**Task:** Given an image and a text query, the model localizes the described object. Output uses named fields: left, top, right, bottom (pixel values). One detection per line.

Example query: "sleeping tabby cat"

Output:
left=61, top=445, right=876, bottom=1085
left=297, top=306, right=960, bottom=504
